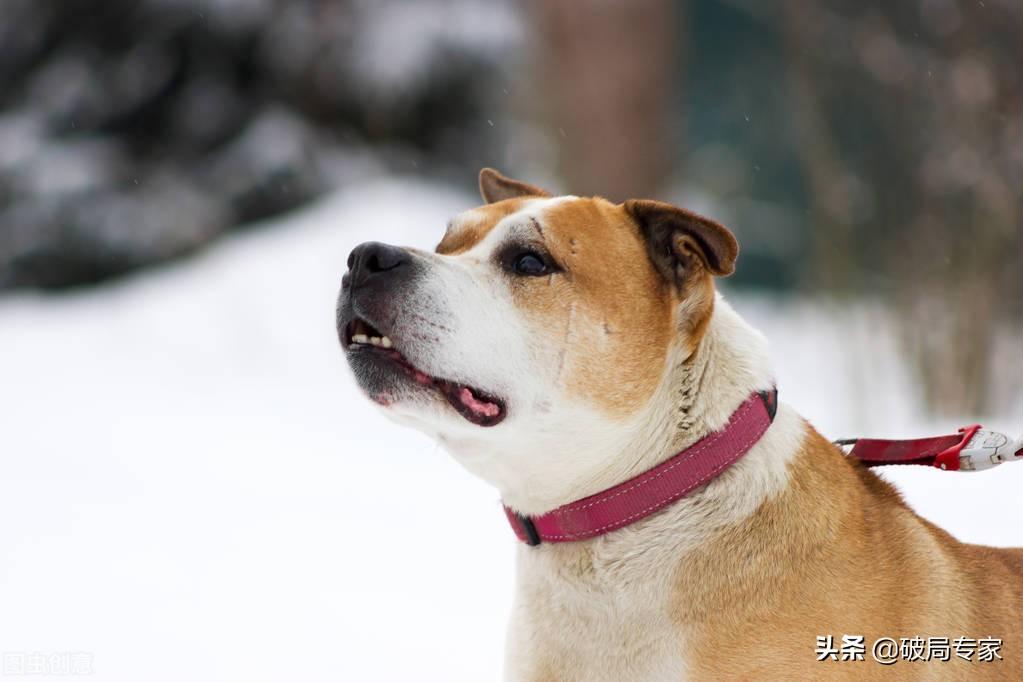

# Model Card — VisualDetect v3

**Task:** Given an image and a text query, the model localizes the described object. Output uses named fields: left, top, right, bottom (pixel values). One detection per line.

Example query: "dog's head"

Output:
left=337, top=169, right=738, bottom=496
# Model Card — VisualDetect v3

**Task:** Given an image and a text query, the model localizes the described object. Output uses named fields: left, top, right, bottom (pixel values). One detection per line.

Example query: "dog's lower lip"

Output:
left=346, top=332, right=506, bottom=427
left=436, top=380, right=506, bottom=427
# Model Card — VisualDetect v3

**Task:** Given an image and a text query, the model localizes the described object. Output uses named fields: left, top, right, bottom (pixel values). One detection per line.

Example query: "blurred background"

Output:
left=3, top=0, right=1021, bottom=414
left=1, top=1, right=1021, bottom=680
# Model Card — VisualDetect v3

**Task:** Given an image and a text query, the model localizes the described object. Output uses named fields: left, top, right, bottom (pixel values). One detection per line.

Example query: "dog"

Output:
left=336, top=168, right=1023, bottom=680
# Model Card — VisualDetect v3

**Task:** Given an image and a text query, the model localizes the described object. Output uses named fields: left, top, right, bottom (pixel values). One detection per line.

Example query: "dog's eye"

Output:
left=511, top=252, right=549, bottom=276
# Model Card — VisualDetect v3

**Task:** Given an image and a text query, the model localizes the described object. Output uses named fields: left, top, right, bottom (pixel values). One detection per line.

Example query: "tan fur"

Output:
left=678, top=427, right=1023, bottom=679
left=508, top=199, right=684, bottom=416
left=439, top=195, right=716, bottom=417
left=436, top=199, right=531, bottom=255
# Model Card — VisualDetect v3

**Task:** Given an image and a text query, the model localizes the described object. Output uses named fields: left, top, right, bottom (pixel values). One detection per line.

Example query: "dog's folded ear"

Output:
left=479, top=168, right=551, bottom=204
left=625, top=199, right=738, bottom=284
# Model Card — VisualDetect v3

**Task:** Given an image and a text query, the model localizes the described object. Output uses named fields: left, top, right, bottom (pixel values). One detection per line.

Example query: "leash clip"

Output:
left=950, top=426, right=1023, bottom=472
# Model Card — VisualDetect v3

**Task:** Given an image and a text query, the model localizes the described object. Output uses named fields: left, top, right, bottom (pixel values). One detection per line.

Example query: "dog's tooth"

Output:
left=381, top=336, right=393, bottom=348
left=351, top=334, right=368, bottom=344
left=369, top=336, right=382, bottom=346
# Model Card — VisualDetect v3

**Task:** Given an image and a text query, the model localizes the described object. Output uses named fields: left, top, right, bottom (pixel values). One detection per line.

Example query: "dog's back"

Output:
left=678, top=425, right=1023, bottom=679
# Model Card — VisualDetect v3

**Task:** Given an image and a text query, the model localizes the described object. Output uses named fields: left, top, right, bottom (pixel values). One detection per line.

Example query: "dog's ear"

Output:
left=625, top=199, right=738, bottom=285
left=479, top=168, right=551, bottom=204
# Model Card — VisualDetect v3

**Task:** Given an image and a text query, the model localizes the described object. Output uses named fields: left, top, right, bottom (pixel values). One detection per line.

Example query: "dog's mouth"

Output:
left=342, top=317, right=506, bottom=427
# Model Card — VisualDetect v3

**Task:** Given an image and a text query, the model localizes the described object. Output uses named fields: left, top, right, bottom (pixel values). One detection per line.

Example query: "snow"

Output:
left=1, top=177, right=1021, bottom=680
left=351, top=0, right=522, bottom=102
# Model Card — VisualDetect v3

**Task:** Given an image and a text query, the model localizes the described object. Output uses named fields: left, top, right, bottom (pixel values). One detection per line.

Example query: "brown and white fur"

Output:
left=336, top=168, right=1023, bottom=680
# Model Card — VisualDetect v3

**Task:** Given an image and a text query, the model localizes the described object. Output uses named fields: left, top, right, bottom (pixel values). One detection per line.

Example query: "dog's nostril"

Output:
left=348, top=241, right=410, bottom=285
left=365, top=248, right=403, bottom=273
left=347, top=250, right=356, bottom=270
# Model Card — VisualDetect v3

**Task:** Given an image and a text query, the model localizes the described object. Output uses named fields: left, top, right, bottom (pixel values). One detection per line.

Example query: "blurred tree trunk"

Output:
left=780, top=1, right=856, bottom=294
left=524, top=0, right=678, bottom=201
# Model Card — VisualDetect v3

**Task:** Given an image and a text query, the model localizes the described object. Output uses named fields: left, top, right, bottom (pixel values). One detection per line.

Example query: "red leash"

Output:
left=504, top=388, right=1023, bottom=546
left=837, top=424, right=1023, bottom=472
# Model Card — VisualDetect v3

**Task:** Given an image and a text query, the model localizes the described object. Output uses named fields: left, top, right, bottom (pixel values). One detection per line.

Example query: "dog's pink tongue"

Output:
left=458, top=386, right=500, bottom=418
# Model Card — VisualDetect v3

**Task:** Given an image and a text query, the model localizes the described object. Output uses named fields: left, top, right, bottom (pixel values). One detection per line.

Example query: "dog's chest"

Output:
left=506, top=548, right=688, bottom=682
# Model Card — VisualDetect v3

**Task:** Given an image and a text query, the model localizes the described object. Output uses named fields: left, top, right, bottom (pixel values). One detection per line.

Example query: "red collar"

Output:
left=505, top=387, right=1023, bottom=546
left=504, top=389, right=779, bottom=546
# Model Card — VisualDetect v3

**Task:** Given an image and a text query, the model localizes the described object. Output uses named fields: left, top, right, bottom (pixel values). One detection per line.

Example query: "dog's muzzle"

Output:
left=337, top=241, right=416, bottom=341
left=336, top=241, right=508, bottom=426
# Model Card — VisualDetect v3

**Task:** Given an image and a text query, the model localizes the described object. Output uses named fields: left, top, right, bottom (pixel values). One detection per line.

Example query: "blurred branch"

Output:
left=776, top=0, right=1023, bottom=416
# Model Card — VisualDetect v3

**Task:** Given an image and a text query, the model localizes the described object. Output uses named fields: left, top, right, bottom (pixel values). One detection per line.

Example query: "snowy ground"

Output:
left=1, top=178, right=1021, bottom=681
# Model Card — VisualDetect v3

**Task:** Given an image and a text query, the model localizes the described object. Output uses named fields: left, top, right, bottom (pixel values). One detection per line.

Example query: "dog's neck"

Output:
left=501, top=298, right=801, bottom=681
left=448, top=295, right=778, bottom=517
left=435, top=296, right=769, bottom=519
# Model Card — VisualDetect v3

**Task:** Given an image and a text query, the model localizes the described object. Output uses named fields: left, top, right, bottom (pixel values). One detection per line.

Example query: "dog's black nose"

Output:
left=347, top=241, right=411, bottom=287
